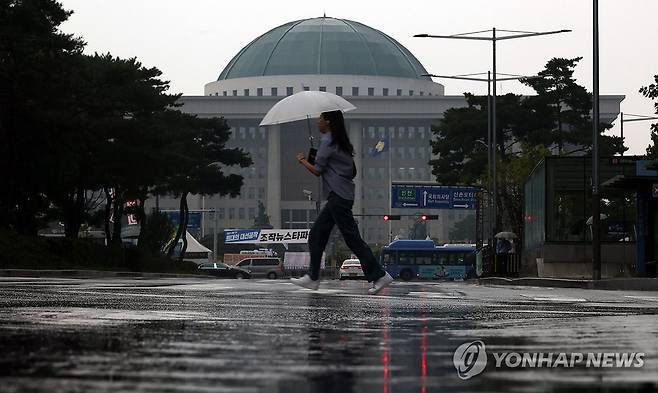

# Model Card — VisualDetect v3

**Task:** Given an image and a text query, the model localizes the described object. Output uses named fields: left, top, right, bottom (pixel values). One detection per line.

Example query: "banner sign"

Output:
left=224, top=229, right=310, bottom=244
left=392, top=184, right=479, bottom=209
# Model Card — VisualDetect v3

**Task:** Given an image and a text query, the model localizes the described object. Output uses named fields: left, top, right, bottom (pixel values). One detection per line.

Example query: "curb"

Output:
left=478, top=277, right=658, bottom=291
left=0, top=269, right=214, bottom=279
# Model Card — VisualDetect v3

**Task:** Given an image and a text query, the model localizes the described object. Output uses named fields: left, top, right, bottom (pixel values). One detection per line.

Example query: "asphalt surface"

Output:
left=1, top=277, right=657, bottom=393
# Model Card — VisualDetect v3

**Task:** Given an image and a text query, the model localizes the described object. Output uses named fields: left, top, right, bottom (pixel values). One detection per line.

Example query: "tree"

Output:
left=450, top=215, right=475, bottom=242
left=0, top=0, right=84, bottom=235
left=430, top=57, right=624, bottom=242
left=640, top=74, right=658, bottom=159
left=162, top=113, right=251, bottom=259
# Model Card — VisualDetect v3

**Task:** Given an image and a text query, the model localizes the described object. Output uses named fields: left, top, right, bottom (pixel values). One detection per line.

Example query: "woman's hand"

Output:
left=296, top=152, right=305, bottom=163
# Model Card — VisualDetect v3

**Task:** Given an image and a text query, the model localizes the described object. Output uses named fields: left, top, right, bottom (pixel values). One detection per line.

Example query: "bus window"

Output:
left=416, top=251, right=433, bottom=265
left=399, top=252, right=415, bottom=265
left=382, top=251, right=393, bottom=266
left=434, top=252, right=449, bottom=265
left=453, top=253, right=466, bottom=265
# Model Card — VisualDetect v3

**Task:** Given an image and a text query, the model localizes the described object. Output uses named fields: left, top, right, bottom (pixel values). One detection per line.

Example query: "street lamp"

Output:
left=424, top=71, right=542, bottom=248
left=415, top=27, right=571, bottom=242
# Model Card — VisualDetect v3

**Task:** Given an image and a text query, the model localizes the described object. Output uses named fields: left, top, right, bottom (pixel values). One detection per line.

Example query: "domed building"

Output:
left=168, top=16, right=623, bottom=245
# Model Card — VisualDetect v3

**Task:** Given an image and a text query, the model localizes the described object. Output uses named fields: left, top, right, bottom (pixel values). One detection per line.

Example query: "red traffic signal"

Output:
left=383, top=215, right=401, bottom=221
left=419, top=214, right=438, bottom=221
left=421, top=214, right=428, bottom=221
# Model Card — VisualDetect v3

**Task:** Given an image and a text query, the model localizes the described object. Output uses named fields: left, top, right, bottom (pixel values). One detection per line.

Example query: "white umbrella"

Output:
left=259, top=91, right=356, bottom=149
left=260, top=91, right=356, bottom=126
left=494, top=231, right=517, bottom=240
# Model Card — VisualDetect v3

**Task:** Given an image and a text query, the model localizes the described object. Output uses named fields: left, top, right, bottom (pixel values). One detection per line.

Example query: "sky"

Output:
left=58, top=0, right=658, bottom=155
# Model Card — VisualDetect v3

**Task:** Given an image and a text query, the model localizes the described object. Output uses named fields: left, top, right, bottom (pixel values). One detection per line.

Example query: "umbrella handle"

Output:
left=306, top=115, right=314, bottom=148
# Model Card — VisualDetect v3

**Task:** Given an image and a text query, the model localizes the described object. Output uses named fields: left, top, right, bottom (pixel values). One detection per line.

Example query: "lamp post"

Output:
left=592, top=0, right=601, bottom=280
left=424, top=71, right=542, bottom=248
left=415, top=27, right=570, bottom=242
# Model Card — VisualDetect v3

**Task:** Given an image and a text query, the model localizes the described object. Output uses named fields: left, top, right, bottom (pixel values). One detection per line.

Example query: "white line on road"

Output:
left=519, top=294, right=587, bottom=302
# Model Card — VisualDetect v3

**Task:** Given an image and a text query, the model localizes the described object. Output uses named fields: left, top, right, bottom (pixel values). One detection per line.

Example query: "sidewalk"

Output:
left=479, top=276, right=658, bottom=291
left=0, top=269, right=213, bottom=279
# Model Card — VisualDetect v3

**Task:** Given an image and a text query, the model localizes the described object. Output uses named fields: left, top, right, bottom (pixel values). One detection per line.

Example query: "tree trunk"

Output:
left=64, top=188, right=85, bottom=239
left=178, top=197, right=189, bottom=262
left=103, top=187, right=113, bottom=245
left=136, top=193, right=148, bottom=249
left=111, top=188, right=124, bottom=247
left=167, top=191, right=188, bottom=257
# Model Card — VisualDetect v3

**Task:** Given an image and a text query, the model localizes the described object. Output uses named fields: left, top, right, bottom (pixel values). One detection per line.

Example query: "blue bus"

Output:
left=380, top=240, right=476, bottom=281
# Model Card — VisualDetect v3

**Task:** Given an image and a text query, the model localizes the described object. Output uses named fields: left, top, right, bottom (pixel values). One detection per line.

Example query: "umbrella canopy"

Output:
left=494, top=231, right=517, bottom=240
left=259, top=90, right=356, bottom=126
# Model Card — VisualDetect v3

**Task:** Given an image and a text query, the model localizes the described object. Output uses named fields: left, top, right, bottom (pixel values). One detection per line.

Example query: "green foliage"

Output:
left=449, top=215, right=476, bottom=242
left=640, top=75, right=658, bottom=159
left=139, top=211, right=176, bottom=255
left=430, top=57, right=623, bottom=240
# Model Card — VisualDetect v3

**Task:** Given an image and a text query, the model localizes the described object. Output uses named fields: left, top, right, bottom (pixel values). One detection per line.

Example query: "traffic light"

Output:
left=383, top=215, right=401, bottom=221
left=419, top=214, right=438, bottom=221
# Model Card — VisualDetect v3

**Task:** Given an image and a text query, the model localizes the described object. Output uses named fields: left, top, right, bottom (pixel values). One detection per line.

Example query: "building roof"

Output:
left=218, top=17, right=431, bottom=81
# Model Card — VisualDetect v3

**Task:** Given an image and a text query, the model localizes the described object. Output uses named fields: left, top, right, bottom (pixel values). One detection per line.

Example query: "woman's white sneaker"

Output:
left=368, top=272, right=393, bottom=295
left=290, top=274, right=320, bottom=290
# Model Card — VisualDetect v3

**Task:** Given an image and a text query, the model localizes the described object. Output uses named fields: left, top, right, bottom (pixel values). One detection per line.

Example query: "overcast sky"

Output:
left=58, top=0, right=658, bottom=155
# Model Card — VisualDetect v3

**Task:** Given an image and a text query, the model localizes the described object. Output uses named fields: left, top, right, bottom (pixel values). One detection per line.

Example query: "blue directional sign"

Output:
left=391, top=184, right=479, bottom=209
left=164, top=211, right=202, bottom=229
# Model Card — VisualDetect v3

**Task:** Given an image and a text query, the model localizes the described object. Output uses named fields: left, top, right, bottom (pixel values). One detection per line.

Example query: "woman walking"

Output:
left=291, top=110, right=393, bottom=294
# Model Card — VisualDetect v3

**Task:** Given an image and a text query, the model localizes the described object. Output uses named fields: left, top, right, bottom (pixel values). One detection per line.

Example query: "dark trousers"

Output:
left=308, top=192, right=386, bottom=282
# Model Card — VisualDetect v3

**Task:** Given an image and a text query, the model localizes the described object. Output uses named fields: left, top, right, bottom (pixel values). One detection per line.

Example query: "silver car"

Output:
left=235, top=257, right=284, bottom=279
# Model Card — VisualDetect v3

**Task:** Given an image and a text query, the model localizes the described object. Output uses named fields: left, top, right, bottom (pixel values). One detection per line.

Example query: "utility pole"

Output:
left=592, top=0, right=601, bottom=280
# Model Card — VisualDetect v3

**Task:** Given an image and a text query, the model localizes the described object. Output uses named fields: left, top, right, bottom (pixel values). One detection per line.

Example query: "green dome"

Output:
left=218, top=17, right=430, bottom=81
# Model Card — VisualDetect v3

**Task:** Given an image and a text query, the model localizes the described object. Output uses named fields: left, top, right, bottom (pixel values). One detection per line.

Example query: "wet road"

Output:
left=1, top=277, right=657, bottom=393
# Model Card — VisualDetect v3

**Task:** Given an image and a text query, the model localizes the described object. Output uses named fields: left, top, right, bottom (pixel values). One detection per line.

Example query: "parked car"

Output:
left=198, top=262, right=250, bottom=279
left=339, top=259, right=365, bottom=280
left=235, top=257, right=284, bottom=279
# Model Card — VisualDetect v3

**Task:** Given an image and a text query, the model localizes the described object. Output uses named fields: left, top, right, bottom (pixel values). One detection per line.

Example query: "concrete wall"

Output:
left=522, top=243, right=637, bottom=278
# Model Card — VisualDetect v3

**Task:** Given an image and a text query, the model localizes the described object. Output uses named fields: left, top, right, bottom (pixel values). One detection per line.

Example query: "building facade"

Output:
left=156, top=17, right=624, bottom=246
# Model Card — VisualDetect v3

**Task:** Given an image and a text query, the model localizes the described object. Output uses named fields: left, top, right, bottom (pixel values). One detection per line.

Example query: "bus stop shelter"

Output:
left=523, top=156, right=656, bottom=278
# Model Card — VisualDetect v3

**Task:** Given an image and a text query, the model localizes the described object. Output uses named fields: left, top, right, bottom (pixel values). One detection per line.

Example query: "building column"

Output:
left=349, top=120, right=363, bottom=216
left=267, top=124, right=281, bottom=228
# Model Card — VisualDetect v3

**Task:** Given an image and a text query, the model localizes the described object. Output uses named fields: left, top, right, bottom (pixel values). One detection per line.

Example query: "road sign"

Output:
left=164, top=211, right=202, bottom=229
left=392, top=184, right=479, bottom=209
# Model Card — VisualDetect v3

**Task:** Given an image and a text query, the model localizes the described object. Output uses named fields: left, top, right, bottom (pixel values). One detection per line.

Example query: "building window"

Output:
left=336, top=86, right=343, bottom=95
left=258, top=187, right=265, bottom=200
left=408, top=167, right=415, bottom=179
left=368, top=87, right=374, bottom=96
left=286, top=87, right=293, bottom=96
left=397, top=89, right=402, bottom=96
left=368, top=126, right=375, bottom=139
left=239, top=208, right=245, bottom=220
left=383, top=88, right=389, bottom=96
left=248, top=187, right=255, bottom=199
left=352, top=87, right=359, bottom=96
left=398, top=127, right=405, bottom=139
left=378, top=167, right=386, bottom=179
left=249, top=208, right=255, bottom=219
left=232, top=90, right=238, bottom=96
left=229, top=208, right=235, bottom=219
left=218, top=208, right=225, bottom=219
left=244, top=89, right=250, bottom=96
left=408, top=147, right=415, bottom=159
left=303, top=86, right=310, bottom=91
left=249, top=127, right=256, bottom=139
left=420, top=91, right=424, bottom=96
left=271, top=87, right=278, bottom=96
left=418, top=147, right=426, bottom=160
left=257, top=88, right=263, bottom=96
left=223, top=91, right=227, bottom=96
left=319, top=86, right=326, bottom=92
left=258, top=147, right=265, bottom=159
left=239, top=127, right=246, bottom=139
left=409, top=90, right=414, bottom=96
left=419, top=127, right=426, bottom=139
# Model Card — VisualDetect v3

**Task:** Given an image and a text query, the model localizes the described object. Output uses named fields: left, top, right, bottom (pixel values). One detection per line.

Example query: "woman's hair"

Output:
left=322, top=110, right=354, bottom=156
